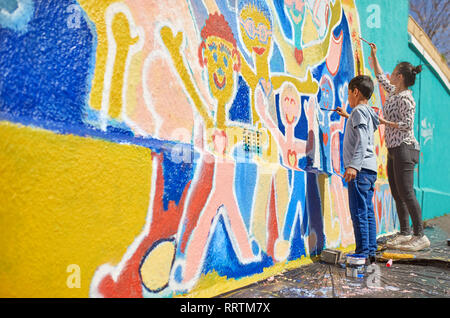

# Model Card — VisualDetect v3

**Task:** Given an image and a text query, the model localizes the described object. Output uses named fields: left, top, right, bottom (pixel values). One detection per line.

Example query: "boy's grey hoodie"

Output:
left=343, top=104, right=380, bottom=173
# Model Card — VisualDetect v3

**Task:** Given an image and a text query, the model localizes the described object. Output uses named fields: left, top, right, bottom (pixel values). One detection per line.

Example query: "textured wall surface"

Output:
left=1, top=0, right=446, bottom=298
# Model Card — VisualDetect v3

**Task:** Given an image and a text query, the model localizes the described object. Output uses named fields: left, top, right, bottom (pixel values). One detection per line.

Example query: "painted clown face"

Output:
left=202, top=36, right=238, bottom=104
left=239, top=4, right=272, bottom=59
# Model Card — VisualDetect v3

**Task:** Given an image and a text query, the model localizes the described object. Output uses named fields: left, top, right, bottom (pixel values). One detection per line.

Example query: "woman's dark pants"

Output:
left=387, top=143, right=423, bottom=237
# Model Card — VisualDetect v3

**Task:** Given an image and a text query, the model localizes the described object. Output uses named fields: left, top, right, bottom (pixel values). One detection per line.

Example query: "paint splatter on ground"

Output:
left=219, top=219, right=450, bottom=298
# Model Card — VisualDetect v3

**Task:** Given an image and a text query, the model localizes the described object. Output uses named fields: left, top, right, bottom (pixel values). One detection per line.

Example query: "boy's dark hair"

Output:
left=348, top=75, right=374, bottom=100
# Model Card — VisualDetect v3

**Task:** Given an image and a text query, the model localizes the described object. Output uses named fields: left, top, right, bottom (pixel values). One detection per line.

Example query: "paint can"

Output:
left=345, top=254, right=366, bottom=278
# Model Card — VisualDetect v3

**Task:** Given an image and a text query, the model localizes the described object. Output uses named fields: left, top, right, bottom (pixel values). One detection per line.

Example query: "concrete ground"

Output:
left=425, top=214, right=450, bottom=235
left=218, top=214, right=450, bottom=298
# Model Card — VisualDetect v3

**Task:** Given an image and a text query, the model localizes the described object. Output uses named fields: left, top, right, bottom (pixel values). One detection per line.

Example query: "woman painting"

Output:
left=370, top=43, right=429, bottom=252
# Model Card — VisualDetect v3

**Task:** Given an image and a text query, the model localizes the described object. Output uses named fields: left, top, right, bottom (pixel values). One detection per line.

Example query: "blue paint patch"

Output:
left=188, top=0, right=209, bottom=32
left=294, top=96, right=310, bottom=140
left=312, top=62, right=326, bottom=82
left=0, top=0, right=93, bottom=131
left=273, top=0, right=292, bottom=40
left=283, top=170, right=307, bottom=241
left=306, top=172, right=325, bottom=256
left=1, top=0, right=18, bottom=13
left=0, top=0, right=34, bottom=33
left=202, top=214, right=273, bottom=279
left=229, top=75, right=251, bottom=124
left=331, top=13, right=354, bottom=107
left=275, top=94, right=285, bottom=136
left=288, top=213, right=306, bottom=261
left=161, top=151, right=194, bottom=211
left=275, top=94, right=308, bottom=140
left=297, top=156, right=309, bottom=171
left=173, top=262, right=183, bottom=284
left=234, top=161, right=257, bottom=229
left=270, top=42, right=284, bottom=73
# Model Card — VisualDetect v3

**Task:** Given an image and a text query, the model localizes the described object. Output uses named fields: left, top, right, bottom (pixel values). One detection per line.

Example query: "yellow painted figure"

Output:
left=236, top=0, right=319, bottom=260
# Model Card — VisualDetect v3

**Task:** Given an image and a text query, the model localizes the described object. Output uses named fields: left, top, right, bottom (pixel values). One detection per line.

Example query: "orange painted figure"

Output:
left=160, top=13, right=259, bottom=290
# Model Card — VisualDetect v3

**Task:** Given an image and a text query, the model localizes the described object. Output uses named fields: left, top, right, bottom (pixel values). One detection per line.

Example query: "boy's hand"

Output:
left=344, top=167, right=357, bottom=182
left=379, top=117, right=399, bottom=129
left=335, top=107, right=349, bottom=118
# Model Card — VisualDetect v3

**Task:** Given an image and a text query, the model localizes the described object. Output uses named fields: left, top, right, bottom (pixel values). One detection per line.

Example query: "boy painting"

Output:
left=336, top=75, right=380, bottom=263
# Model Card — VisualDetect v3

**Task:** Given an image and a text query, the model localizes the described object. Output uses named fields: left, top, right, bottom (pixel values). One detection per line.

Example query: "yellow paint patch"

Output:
left=77, top=0, right=118, bottom=111
left=381, top=252, right=415, bottom=260
left=140, top=240, right=176, bottom=292
left=160, top=26, right=214, bottom=129
left=0, top=122, right=152, bottom=297
left=287, top=152, right=297, bottom=167
left=274, top=167, right=289, bottom=235
left=302, top=11, right=320, bottom=45
left=251, top=174, right=271, bottom=251
left=108, top=11, right=140, bottom=118
left=274, top=239, right=290, bottom=262
left=125, top=50, right=144, bottom=119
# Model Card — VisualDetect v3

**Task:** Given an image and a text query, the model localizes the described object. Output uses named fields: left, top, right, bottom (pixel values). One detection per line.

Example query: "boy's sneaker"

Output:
left=385, top=234, right=412, bottom=249
left=365, top=255, right=376, bottom=265
left=397, top=235, right=430, bottom=252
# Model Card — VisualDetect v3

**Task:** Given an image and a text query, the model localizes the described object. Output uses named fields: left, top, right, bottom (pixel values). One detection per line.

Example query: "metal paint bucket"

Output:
left=345, top=254, right=366, bottom=278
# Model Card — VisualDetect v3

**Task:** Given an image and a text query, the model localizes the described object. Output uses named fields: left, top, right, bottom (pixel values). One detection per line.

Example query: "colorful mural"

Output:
left=0, top=0, right=401, bottom=298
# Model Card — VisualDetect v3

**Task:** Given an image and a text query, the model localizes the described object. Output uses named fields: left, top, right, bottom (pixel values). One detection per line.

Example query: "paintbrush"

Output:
left=320, top=108, right=338, bottom=112
left=359, top=36, right=372, bottom=45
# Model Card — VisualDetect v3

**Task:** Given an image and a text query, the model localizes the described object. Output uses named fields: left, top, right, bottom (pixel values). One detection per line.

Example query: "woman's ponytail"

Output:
left=397, top=62, right=422, bottom=87
left=412, top=65, right=422, bottom=75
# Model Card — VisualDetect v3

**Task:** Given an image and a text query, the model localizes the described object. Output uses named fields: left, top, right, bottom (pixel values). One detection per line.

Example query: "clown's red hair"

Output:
left=200, top=13, right=237, bottom=47
left=198, top=13, right=240, bottom=72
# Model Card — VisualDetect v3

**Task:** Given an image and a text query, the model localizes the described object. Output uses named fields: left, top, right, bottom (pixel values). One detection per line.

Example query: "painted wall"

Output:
left=2, top=0, right=444, bottom=298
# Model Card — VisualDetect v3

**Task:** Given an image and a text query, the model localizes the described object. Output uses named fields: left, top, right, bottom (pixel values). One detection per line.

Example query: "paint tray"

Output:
left=320, top=249, right=342, bottom=264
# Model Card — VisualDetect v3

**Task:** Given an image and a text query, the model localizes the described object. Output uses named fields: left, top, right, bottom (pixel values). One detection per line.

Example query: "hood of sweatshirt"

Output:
left=367, top=106, right=380, bottom=132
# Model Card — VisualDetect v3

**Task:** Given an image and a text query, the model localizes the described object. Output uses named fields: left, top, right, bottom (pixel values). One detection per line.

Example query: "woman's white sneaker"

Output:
left=398, top=235, right=430, bottom=252
left=386, top=234, right=412, bottom=249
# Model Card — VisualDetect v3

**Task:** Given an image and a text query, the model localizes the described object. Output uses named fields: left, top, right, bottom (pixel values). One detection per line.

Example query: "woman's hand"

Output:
left=369, top=42, right=383, bottom=76
left=369, top=43, right=377, bottom=57
left=335, top=107, right=349, bottom=118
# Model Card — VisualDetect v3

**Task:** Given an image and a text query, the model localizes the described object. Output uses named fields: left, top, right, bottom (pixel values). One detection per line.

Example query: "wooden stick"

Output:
left=359, top=36, right=371, bottom=45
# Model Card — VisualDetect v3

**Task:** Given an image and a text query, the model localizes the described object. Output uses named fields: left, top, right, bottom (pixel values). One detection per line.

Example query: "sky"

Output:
left=409, top=0, right=449, bottom=64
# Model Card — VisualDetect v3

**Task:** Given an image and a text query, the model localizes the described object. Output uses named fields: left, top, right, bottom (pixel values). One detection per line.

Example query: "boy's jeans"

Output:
left=348, top=168, right=378, bottom=258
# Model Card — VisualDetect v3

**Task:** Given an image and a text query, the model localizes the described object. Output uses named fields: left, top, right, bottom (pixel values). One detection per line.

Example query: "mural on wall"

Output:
left=0, top=0, right=398, bottom=297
